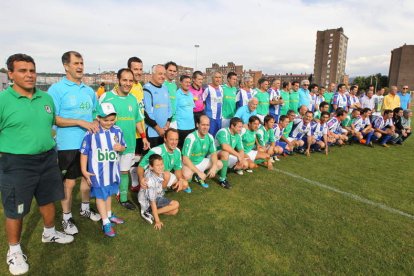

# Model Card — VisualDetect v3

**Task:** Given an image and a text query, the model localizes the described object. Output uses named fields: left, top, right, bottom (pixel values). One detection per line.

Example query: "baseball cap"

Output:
left=96, top=102, right=117, bottom=117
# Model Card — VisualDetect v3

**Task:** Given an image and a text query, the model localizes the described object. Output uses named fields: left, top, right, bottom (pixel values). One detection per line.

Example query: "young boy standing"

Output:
left=80, top=103, right=126, bottom=237
left=138, top=154, right=180, bottom=230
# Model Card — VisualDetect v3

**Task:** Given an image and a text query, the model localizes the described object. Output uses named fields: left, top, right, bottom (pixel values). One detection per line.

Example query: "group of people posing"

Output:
left=0, top=51, right=412, bottom=275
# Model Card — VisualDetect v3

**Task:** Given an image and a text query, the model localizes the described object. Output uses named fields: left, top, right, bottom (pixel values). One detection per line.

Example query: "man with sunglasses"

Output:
left=398, top=85, right=411, bottom=110
left=298, top=80, right=311, bottom=111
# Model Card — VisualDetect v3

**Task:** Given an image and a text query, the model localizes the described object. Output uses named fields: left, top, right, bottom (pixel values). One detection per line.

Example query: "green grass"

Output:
left=1, top=137, right=413, bottom=275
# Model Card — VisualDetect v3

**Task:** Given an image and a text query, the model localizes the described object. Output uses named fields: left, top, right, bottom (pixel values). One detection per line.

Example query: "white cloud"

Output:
left=0, top=0, right=413, bottom=77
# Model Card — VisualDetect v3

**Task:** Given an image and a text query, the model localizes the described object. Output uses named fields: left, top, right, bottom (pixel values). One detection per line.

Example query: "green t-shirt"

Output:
left=100, top=91, right=143, bottom=154
left=182, top=131, right=216, bottom=165
left=256, top=125, right=275, bottom=146
left=289, top=90, right=300, bottom=114
left=283, top=121, right=293, bottom=138
left=0, top=86, right=56, bottom=154
left=215, top=128, right=244, bottom=151
left=342, top=114, right=356, bottom=128
left=254, top=89, right=270, bottom=115
left=324, top=92, right=334, bottom=111
left=164, top=81, right=178, bottom=122
left=139, top=143, right=182, bottom=171
left=314, top=110, right=321, bottom=120
left=222, top=84, right=237, bottom=119
left=279, top=90, right=290, bottom=116
left=241, top=128, right=257, bottom=153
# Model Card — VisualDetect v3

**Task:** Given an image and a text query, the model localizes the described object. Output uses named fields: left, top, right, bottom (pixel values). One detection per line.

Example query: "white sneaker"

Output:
left=245, top=169, right=253, bottom=173
left=7, top=251, right=29, bottom=275
left=80, top=208, right=101, bottom=222
left=235, top=170, right=244, bottom=175
left=62, top=218, right=79, bottom=235
left=140, top=210, right=154, bottom=224
left=273, top=156, right=280, bottom=161
left=42, top=230, right=74, bottom=244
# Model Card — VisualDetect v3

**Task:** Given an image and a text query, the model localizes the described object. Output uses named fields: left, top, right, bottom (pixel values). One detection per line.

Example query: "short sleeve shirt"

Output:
left=182, top=131, right=216, bottom=165
left=215, top=128, right=243, bottom=151
left=139, top=143, right=182, bottom=172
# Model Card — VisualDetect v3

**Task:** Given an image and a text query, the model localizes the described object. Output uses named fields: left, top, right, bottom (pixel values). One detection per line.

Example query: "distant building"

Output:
left=313, top=27, right=348, bottom=87
left=243, top=70, right=263, bottom=87
left=205, top=62, right=243, bottom=84
left=388, top=44, right=414, bottom=89
left=0, top=72, right=8, bottom=90
left=264, top=73, right=311, bottom=85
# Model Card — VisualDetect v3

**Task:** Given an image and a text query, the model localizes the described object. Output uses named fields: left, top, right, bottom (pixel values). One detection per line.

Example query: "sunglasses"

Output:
left=403, top=87, right=408, bottom=89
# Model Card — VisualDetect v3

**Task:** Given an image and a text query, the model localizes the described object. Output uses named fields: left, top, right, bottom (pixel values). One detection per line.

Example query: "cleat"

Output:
left=109, top=214, right=125, bottom=224
left=219, top=179, right=231, bottom=189
left=140, top=210, right=154, bottom=224
left=102, top=223, right=116, bottom=237
left=80, top=208, right=101, bottom=222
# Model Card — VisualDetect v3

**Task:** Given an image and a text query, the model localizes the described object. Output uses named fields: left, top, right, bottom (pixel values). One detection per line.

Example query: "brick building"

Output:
left=313, top=27, right=348, bottom=87
left=388, top=44, right=414, bottom=89
left=205, top=62, right=243, bottom=84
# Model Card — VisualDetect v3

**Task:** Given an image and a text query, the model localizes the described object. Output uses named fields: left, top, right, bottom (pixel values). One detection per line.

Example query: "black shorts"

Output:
left=135, top=138, right=144, bottom=155
left=58, top=150, right=82, bottom=180
left=178, top=129, right=194, bottom=149
left=0, top=150, right=64, bottom=219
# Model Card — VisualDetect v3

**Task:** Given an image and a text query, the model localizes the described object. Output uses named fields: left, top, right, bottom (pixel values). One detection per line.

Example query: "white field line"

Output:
left=274, top=169, right=414, bottom=221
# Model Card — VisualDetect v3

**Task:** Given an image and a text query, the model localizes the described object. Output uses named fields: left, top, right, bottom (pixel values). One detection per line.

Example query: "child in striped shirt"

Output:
left=80, top=103, right=126, bottom=238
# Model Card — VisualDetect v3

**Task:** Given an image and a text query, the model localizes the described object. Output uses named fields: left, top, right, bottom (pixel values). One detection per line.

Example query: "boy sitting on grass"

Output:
left=138, top=154, right=180, bottom=230
left=80, top=102, right=126, bottom=237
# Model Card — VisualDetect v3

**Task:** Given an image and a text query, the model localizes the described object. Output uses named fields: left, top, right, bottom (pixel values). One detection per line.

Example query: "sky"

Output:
left=1, top=0, right=413, bottom=77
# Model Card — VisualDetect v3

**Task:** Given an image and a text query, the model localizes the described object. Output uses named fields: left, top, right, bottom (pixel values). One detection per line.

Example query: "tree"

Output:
left=351, top=74, right=388, bottom=91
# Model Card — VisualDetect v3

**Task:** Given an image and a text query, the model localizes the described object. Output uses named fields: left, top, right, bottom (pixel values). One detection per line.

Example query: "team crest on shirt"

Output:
left=44, top=105, right=52, bottom=113
left=128, top=105, right=132, bottom=112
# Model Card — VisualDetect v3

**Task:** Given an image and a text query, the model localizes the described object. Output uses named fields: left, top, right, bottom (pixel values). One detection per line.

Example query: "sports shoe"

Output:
left=235, top=170, right=244, bottom=175
left=130, top=185, right=141, bottom=193
left=219, top=179, right=231, bottom=189
left=42, top=230, right=74, bottom=244
left=245, top=169, right=253, bottom=173
left=109, top=214, right=125, bottom=224
left=120, top=200, right=136, bottom=210
left=367, top=141, right=374, bottom=148
left=80, top=208, right=101, bottom=222
left=102, top=223, right=116, bottom=238
left=62, top=218, right=79, bottom=235
left=381, top=143, right=390, bottom=148
left=7, top=251, right=28, bottom=276
left=183, top=187, right=192, bottom=193
left=193, top=174, right=209, bottom=188
left=141, top=210, right=154, bottom=224
left=273, top=156, right=280, bottom=161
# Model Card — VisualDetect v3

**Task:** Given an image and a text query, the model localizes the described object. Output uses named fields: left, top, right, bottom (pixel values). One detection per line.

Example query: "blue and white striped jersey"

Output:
left=236, top=88, right=254, bottom=108
left=353, top=116, right=371, bottom=132
left=289, top=120, right=312, bottom=139
left=268, top=88, right=281, bottom=116
left=273, top=124, right=285, bottom=142
left=311, top=121, right=328, bottom=140
left=203, top=85, right=223, bottom=120
left=80, top=126, right=125, bottom=187
left=332, top=92, right=348, bottom=110
left=373, top=116, right=393, bottom=130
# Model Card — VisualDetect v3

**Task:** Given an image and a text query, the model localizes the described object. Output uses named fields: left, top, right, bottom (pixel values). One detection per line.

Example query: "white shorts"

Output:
left=287, top=137, right=295, bottom=142
left=169, top=121, right=178, bottom=129
left=195, top=158, right=212, bottom=172
left=166, top=172, right=177, bottom=188
left=119, top=153, right=135, bottom=171
left=218, top=150, right=239, bottom=168
left=246, top=150, right=258, bottom=161
left=221, top=118, right=231, bottom=128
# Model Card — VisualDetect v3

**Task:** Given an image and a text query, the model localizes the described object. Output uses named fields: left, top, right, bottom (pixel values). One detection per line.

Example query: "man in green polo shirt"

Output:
left=221, top=72, right=238, bottom=128
left=182, top=115, right=223, bottom=191
left=279, top=81, right=291, bottom=116
left=254, top=77, right=270, bottom=123
left=0, top=54, right=73, bottom=276
left=289, top=81, right=300, bottom=114
left=138, top=128, right=188, bottom=193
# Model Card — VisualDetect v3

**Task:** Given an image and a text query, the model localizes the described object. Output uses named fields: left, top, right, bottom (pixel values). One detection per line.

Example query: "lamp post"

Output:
left=194, top=44, right=200, bottom=70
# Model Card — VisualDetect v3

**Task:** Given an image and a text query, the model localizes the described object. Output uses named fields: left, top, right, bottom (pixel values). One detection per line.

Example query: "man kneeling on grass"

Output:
left=215, top=117, right=248, bottom=189
left=138, top=154, right=179, bottom=229
left=241, top=115, right=272, bottom=171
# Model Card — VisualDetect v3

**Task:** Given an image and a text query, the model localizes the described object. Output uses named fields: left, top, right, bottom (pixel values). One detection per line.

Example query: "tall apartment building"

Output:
left=388, top=44, right=414, bottom=89
left=313, top=27, right=348, bottom=87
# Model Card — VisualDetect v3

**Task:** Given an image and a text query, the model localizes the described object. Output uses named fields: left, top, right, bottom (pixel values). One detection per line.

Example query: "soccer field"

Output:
left=0, top=138, right=413, bottom=275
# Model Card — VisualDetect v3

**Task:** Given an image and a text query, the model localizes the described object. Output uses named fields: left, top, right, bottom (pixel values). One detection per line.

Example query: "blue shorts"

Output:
left=208, top=117, right=222, bottom=137
left=276, top=141, right=287, bottom=149
left=149, top=196, right=171, bottom=211
left=90, top=183, right=119, bottom=200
